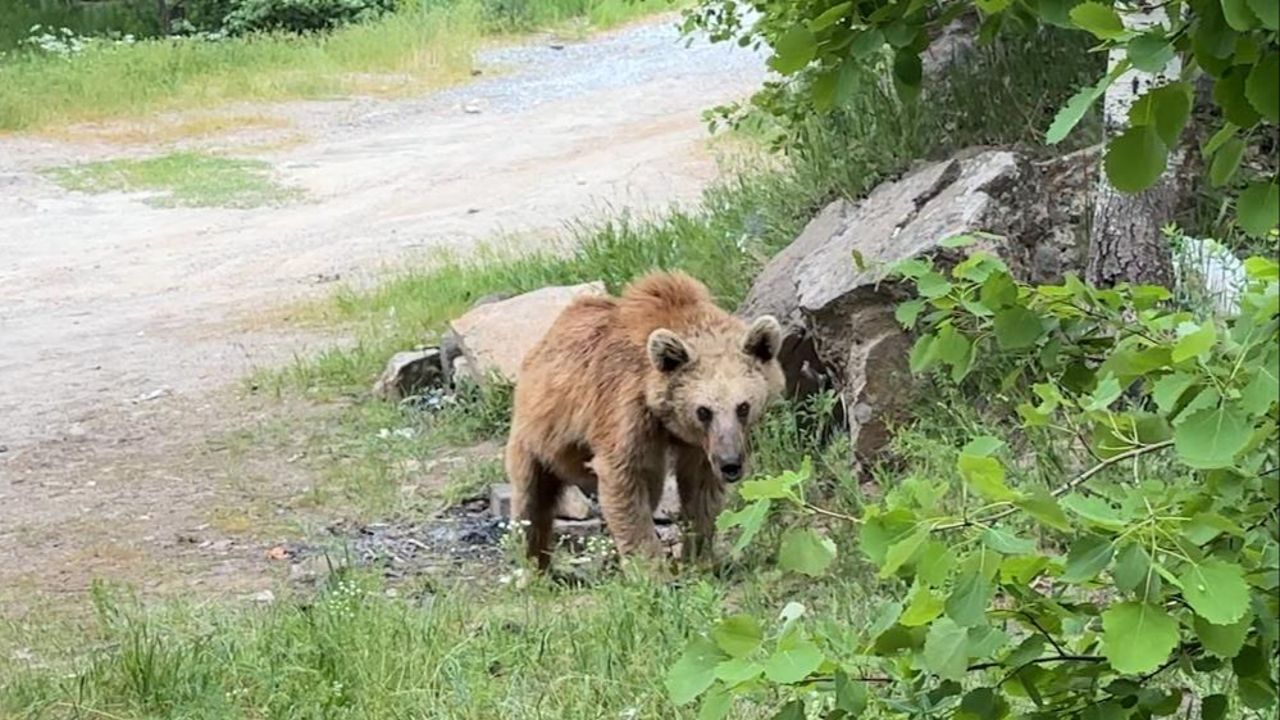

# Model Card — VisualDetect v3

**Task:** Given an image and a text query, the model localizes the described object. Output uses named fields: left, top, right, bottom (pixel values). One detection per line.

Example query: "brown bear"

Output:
left=505, top=270, right=784, bottom=570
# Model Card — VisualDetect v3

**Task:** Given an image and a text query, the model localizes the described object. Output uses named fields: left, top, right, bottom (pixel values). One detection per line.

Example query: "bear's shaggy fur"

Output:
left=505, top=271, right=784, bottom=570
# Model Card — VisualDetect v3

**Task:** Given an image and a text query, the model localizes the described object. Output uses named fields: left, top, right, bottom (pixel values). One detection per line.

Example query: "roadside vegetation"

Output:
left=2, top=0, right=1277, bottom=717
left=45, top=151, right=302, bottom=207
left=0, top=0, right=673, bottom=131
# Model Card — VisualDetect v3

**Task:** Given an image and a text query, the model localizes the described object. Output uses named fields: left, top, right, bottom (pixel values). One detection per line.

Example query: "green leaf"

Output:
left=809, top=1, right=852, bottom=30
left=981, top=527, right=1036, bottom=555
left=1247, top=0, right=1279, bottom=29
left=1082, top=374, right=1123, bottom=412
left=880, top=528, right=928, bottom=578
left=994, top=306, right=1044, bottom=350
left=1222, top=0, right=1260, bottom=29
left=712, top=615, right=763, bottom=658
left=1210, top=137, right=1247, bottom=187
left=1153, top=372, right=1197, bottom=414
left=916, top=271, right=953, bottom=299
left=1113, top=543, right=1161, bottom=600
left=667, top=636, right=725, bottom=705
left=714, top=656, right=763, bottom=685
left=958, top=455, right=1017, bottom=502
left=778, top=528, right=837, bottom=577
left=1180, top=559, right=1251, bottom=624
left=1101, top=602, right=1180, bottom=673
left=1240, top=347, right=1279, bottom=416
left=1181, top=511, right=1243, bottom=545
left=1215, top=66, right=1262, bottom=127
left=1105, top=125, right=1169, bottom=192
left=1016, top=486, right=1072, bottom=531
left=697, top=686, right=732, bottom=720
left=763, top=638, right=823, bottom=684
left=1172, top=320, right=1217, bottom=363
left=1196, top=607, right=1253, bottom=657
left=1246, top=53, right=1280, bottom=121
left=834, top=670, right=868, bottom=713
left=850, top=28, right=885, bottom=58
left=896, top=299, right=926, bottom=328
left=1237, top=181, right=1280, bottom=238
left=1202, top=695, right=1230, bottom=720
left=901, top=584, right=945, bottom=626
left=1128, top=83, right=1192, bottom=147
left=717, top=499, right=772, bottom=554
left=924, top=618, right=971, bottom=681
left=1175, top=403, right=1252, bottom=469
left=1127, top=33, right=1175, bottom=73
left=860, top=509, right=916, bottom=566
left=1070, top=1, right=1127, bottom=38
left=962, top=435, right=1005, bottom=457
left=1061, top=535, right=1115, bottom=582
left=946, top=571, right=993, bottom=627
left=771, top=700, right=804, bottom=720
left=1046, top=72, right=1115, bottom=144
left=1203, top=123, right=1240, bottom=157
left=770, top=27, right=817, bottom=75
left=1061, top=495, right=1127, bottom=530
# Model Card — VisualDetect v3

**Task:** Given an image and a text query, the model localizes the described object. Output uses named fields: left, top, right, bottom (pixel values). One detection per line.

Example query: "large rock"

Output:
left=447, top=282, right=605, bottom=386
left=371, top=348, right=444, bottom=401
left=741, top=148, right=1092, bottom=459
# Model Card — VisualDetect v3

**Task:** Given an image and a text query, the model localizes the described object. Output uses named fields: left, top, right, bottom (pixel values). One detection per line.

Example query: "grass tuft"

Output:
left=45, top=151, right=302, bottom=208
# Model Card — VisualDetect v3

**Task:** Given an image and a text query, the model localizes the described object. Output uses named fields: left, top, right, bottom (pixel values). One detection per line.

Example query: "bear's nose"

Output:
left=719, top=460, right=743, bottom=482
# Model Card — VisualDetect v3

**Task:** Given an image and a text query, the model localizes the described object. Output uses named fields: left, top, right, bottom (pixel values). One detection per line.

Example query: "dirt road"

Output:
left=0, top=18, right=764, bottom=600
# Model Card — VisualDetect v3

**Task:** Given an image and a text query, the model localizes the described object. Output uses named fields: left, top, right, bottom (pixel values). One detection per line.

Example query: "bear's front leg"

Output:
left=674, top=445, right=725, bottom=561
left=594, top=454, right=663, bottom=559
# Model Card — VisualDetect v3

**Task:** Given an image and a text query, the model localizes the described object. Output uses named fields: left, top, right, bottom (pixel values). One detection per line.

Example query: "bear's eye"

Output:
left=696, top=406, right=713, bottom=424
left=736, top=402, right=750, bottom=420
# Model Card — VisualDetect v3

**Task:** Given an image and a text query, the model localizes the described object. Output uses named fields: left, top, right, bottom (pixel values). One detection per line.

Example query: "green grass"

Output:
left=45, top=151, right=301, bottom=208
left=0, top=0, right=675, bottom=131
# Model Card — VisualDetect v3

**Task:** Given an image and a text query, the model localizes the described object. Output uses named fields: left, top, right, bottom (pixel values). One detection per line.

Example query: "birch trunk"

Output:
left=1086, top=1, right=1181, bottom=288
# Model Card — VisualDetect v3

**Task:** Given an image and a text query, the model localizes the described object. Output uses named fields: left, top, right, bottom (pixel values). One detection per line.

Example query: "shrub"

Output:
left=222, top=0, right=396, bottom=35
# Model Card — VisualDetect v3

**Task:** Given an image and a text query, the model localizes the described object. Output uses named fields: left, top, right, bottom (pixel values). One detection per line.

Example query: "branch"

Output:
left=805, top=502, right=860, bottom=524
left=1020, top=610, right=1068, bottom=657
left=933, top=440, right=1175, bottom=532
left=967, top=654, right=1104, bottom=674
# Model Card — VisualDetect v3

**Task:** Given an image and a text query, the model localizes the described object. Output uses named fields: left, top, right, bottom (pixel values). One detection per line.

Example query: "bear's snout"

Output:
left=716, top=455, right=744, bottom=482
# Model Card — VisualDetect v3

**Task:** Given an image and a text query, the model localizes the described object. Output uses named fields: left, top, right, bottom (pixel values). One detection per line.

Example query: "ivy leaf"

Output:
left=1061, top=534, right=1115, bottom=582
left=1247, top=0, right=1280, bottom=29
left=1127, top=33, right=1174, bottom=73
left=778, top=527, right=837, bottom=577
left=981, top=527, right=1036, bottom=555
left=1175, top=403, right=1252, bottom=469
left=1237, top=181, right=1280, bottom=238
left=1101, top=602, right=1180, bottom=674
left=1070, top=1, right=1127, bottom=39
left=880, top=528, right=929, bottom=578
left=946, top=571, right=993, bottom=627
left=763, top=638, right=823, bottom=684
left=1195, top=607, right=1253, bottom=657
left=1209, top=137, right=1247, bottom=186
left=769, top=27, right=817, bottom=74
left=666, top=636, right=725, bottom=705
left=924, top=618, right=971, bottom=681
left=1172, top=320, right=1217, bottom=363
left=994, top=305, right=1044, bottom=349
left=1179, top=559, right=1251, bottom=625
left=712, top=615, right=763, bottom=658
left=1105, top=125, right=1169, bottom=192
left=900, top=584, right=946, bottom=626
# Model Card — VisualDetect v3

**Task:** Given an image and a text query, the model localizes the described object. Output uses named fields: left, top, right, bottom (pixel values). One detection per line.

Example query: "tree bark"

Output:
left=156, top=0, right=171, bottom=35
left=1085, top=1, right=1180, bottom=288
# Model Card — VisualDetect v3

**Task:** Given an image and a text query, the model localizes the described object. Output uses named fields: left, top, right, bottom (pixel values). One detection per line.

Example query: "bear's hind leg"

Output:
left=508, top=443, right=562, bottom=572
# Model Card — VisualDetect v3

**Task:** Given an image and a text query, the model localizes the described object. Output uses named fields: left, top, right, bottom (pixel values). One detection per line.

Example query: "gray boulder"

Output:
left=371, top=348, right=444, bottom=402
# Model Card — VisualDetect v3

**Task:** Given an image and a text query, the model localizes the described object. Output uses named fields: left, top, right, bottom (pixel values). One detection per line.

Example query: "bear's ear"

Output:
left=648, top=328, right=692, bottom=373
left=743, top=315, right=782, bottom=362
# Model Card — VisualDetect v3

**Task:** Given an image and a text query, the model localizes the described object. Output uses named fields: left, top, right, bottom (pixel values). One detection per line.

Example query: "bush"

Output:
left=222, top=0, right=396, bottom=35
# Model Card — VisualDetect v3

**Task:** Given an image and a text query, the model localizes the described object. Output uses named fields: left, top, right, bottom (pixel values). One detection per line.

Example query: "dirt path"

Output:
left=0, top=18, right=764, bottom=603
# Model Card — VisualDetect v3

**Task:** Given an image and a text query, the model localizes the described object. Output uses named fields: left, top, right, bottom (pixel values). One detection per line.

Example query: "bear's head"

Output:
left=645, top=315, right=785, bottom=483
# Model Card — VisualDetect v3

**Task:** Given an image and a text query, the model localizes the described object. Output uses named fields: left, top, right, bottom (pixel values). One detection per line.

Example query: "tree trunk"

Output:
left=1086, top=1, right=1180, bottom=288
left=156, top=0, right=171, bottom=35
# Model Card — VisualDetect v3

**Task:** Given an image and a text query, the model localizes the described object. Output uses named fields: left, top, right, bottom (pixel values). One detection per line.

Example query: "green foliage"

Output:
left=684, top=0, right=1280, bottom=237
left=671, top=248, right=1279, bottom=717
left=44, top=151, right=302, bottom=208
left=222, top=0, right=396, bottom=34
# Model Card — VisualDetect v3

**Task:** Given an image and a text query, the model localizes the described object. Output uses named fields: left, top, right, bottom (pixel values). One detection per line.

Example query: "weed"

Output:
left=45, top=151, right=301, bottom=208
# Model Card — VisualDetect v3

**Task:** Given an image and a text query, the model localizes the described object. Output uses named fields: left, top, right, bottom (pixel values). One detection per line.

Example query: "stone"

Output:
left=744, top=148, right=1090, bottom=461
left=555, top=485, right=595, bottom=521
left=489, top=483, right=513, bottom=519
left=441, top=292, right=513, bottom=386
left=371, top=348, right=444, bottom=402
left=554, top=518, right=603, bottom=539
left=652, top=472, right=680, bottom=524
left=921, top=15, right=977, bottom=83
left=446, top=282, right=606, bottom=386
